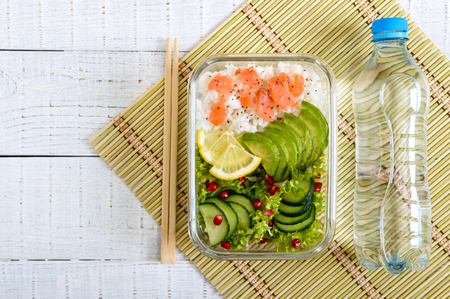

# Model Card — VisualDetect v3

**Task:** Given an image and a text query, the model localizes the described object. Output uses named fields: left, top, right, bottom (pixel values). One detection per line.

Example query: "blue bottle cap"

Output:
left=372, top=18, right=408, bottom=41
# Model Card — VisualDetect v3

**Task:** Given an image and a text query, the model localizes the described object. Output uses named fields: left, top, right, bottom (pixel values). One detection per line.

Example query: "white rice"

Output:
left=195, top=62, right=326, bottom=134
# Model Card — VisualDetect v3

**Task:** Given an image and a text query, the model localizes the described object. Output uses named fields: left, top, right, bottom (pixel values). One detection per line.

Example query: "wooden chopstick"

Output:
left=161, top=38, right=174, bottom=264
left=168, top=39, right=178, bottom=264
left=167, top=38, right=179, bottom=261
left=161, top=38, right=178, bottom=264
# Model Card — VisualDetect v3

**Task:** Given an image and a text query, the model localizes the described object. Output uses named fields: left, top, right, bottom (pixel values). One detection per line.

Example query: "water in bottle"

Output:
left=352, top=18, right=431, bottom=274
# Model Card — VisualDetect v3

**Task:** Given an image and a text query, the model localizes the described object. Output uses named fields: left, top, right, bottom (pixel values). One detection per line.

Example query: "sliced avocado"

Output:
left=259, top=132, right=289, bottom=182
left=301, top=101, right=329, bottom=147
left=235, top=133, right=252, bottom=152
left=269, top=121, right=303, bottom=165
left=284, top=113, right=313, bottom=169
left=264, top=127, right=298, bottom=167
left=243, top=132, right=279, bottom=176
left=299, top=109, right=325, bottom=167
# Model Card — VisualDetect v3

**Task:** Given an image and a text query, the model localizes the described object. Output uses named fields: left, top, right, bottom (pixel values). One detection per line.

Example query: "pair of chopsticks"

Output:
left=161, top=38, right=179, bottom=264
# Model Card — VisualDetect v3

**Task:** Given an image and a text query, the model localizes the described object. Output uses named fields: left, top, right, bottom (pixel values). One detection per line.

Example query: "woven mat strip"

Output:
left=89, top=0, right=450, bottom=297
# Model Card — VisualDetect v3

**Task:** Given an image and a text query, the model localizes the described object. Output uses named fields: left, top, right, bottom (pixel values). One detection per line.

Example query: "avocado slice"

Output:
left=234, top=133, right=252, bottom=152
left=243, top=132, right=279, bottom=176
left=269, top=121, right=303, bottom=165
left=301, top=101, right=329, bottom=147
left=299, top=109, right=325, bottom=167
left=259, top=131, right=289, bottom=182
left=284, top=113, right=313, bottom=169
left=265, top=127, right=298, bottom=167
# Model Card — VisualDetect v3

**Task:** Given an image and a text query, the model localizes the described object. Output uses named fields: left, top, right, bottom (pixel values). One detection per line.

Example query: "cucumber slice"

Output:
left=279, top=202, right=306, bottom=217
left=269, top=121, right=303, bottom=166
left=301, top=101, right=328, bottom=147
left=274, top=205, right=312, bottom=224
left=259, top=132, right=289, bottom=182
left=225, top=194, right=255, bottom=213
left=281, top=179, right=313, bottom=206
left=243, top=132, right=279, bottom=176
left=284, top=113, right=312, bottom=169
left=274, top=205, right=316, bottom=232
left=299, top=109, right=325, bottom=167
left=205, top=198, right=238, bottom=238
left=199, top=203, right=229, bottom=246
left=228, top=202, right=251, bottom=230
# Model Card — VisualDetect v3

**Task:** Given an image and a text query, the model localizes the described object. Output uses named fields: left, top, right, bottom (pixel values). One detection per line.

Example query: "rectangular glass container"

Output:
left=187, top=53, right=337, bottom=260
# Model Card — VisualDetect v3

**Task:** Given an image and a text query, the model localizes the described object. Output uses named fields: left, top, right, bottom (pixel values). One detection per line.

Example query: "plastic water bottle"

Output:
left=352, top=18, right=431, bottom=274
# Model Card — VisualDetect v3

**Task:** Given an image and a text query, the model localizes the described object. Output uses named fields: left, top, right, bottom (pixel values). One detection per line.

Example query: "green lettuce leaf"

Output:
left=250, top=210, right=272, bottom=243
left=279, top=166, right=312, bottom=199
left=271, top=219, right=323, bottom=253
left=195, top=148, right=214, bottom=184
left=197, top=211, right=206, bottom=229
left=228, top=227, right=253, bottom=250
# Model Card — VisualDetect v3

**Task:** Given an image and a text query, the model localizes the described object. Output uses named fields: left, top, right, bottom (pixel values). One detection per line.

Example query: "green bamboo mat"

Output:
left=89, top=0, right=450, bottom=297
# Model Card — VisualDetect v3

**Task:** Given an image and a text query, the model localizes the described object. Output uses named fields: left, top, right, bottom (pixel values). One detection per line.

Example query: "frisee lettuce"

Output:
left=271, top=219, right=323, bottom=252
left=228, top=227, right=253, bottom=250
left=195, top=148, right=214, bottom=184
left=195, top=149, right=327, bottom=252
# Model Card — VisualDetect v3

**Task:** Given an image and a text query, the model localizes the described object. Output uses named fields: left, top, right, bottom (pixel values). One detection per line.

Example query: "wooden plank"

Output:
left=0, top=50, right=182, bottom=156
left=0, top=261, right=221, bottom=298
left=0, top=0, right=239, bottom=51
left=0, top=0, right=446, bottom=54
left=0, top=157, right=191, bottom=261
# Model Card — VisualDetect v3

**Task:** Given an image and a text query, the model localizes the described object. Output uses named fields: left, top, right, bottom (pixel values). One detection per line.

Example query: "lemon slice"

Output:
left=209, top=144, right=262, bottom=180
left=197, top=130, right=244, bottom=165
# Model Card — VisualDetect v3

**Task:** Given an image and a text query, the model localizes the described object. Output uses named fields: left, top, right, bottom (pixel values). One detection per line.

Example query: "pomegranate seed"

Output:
left=276, top=186, right=281, bottom=193
left=204, top=180, right=210, bottom=187
left=267, top=185, right=277, bottom=196
left=292, top=239, right=301, bottom=248
left=314, top=182, right=323, bottom=192
left=265, top=174, right=275, bottom=185
left=288, top=175, right=292, bottom=181
left=207, top=181, right=219, bottom=192
left=213, top=215, right=223, bottom=226
left=253, top=199, right=263, bottom=210
left=263, top=210, right=274, bottom=216
left=239, top=177, right=245, bottom=185
left=219, top=190, right=229, bottom=200
left=258, top=238, right=267, bottom=244
left=221, top=241, right=231, bottom=250
left=268, top=219, right=273, bottom=227
left=315, top=173, right=321, bottom=179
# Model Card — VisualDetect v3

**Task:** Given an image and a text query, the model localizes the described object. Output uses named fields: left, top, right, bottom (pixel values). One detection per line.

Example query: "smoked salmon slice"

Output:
left=236, top=66, right=262, bottom=107
left=208, top=74, right=235, bottom=101
left=257, top=89, right=275, bottom=122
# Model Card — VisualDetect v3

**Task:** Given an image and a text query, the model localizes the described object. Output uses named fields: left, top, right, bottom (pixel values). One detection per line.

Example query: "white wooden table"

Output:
left=0, top=0, right=448, bottom=298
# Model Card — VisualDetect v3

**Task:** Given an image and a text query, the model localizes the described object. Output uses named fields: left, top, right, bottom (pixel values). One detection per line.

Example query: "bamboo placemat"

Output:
left=89, top=0, right=450, bottom=297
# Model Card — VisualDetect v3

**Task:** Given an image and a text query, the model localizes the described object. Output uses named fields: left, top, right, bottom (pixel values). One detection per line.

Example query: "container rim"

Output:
left=187, top=53, right=337, bottom=260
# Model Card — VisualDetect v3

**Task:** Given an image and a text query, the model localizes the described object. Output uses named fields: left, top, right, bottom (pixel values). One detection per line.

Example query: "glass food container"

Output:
left=187, top=53, right=337, bottom=260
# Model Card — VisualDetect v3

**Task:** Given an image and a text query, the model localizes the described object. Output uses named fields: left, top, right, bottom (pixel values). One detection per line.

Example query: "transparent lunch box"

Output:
left=187, top=53, right=337, bottom=260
